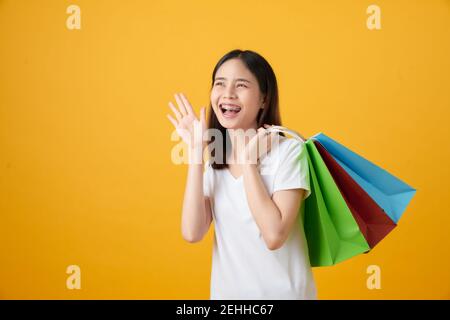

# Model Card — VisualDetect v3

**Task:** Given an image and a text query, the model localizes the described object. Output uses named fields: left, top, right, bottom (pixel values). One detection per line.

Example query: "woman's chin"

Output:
left=219, top=121, right=242, bottom=130
left=217, top=117, right=242, bottom=129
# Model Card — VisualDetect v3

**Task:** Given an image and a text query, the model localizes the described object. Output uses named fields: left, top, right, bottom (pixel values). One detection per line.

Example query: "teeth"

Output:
left=220, top=104, right=241, bottom=111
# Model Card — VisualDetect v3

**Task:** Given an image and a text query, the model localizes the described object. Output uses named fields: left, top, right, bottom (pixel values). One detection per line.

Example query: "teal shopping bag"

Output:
left=311, top=133, right=416, bottom=223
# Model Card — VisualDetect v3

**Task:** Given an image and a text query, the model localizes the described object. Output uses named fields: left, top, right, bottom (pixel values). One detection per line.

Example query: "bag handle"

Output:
left=265, top=125, right=307, bottom=143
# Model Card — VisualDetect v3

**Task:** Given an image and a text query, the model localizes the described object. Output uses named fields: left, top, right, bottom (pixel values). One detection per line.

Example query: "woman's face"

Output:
left=210, top=58, right=265, bottom=130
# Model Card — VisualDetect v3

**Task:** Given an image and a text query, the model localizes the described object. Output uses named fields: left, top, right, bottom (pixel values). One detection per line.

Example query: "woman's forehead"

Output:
left=215, top=59, right=254, bottom=81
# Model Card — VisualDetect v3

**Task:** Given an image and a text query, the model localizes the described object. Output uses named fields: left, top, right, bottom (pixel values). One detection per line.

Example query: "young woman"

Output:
left=167, top=49, right=317, bottom=300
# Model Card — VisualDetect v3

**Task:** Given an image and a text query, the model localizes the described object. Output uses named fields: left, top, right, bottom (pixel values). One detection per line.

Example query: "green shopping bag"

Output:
left=304, top=139, right=370, bottom=267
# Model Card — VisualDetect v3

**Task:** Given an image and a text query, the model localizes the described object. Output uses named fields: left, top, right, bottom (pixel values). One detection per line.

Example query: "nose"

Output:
left=223, top=84, right=237, bottom=99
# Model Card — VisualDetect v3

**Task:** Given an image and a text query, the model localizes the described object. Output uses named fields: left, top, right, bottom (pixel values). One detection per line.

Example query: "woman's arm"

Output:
left=181, top=160, right=213, bottom=243
left=242, top=163, right=304, bottom=250
left=166, top=93, right=211, bottom=243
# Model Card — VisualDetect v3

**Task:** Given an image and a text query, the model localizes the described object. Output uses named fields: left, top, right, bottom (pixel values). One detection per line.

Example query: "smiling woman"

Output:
left=208, top=51, right=284, bottom=169
left=167, top=49, right=315, bottom=300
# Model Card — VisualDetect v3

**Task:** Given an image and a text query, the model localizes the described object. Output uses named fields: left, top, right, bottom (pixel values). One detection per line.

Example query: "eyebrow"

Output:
left=214, top=77, right=251, bottom=83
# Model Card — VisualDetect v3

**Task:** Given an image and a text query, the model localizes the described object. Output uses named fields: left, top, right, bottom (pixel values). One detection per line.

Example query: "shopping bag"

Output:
left=311, top=133, right=416, bottom=223
left=313, top=140, right=397, bottom=248
left=304, top=139, right=370, bottom=266
left=266, top=125, right=416, bottom=267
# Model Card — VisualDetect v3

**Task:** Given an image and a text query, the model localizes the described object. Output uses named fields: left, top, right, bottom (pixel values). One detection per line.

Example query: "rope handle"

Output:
left=265, top=125, right=307, bottom=143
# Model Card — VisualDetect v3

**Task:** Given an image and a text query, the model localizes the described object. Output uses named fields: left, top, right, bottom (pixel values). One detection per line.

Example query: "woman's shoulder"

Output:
left=259, top=136, right=301, bottom=170
left=274, top=135, right=304, bottom=157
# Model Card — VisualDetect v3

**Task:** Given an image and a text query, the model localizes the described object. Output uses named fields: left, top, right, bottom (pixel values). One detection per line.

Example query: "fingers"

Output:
left=174, top=93, right=188, bottom=116
left=179, top=93, right=195, bottom=116
left=261, top=124, right=279, bottom=144
left=167, top=114, right=178, bottom=128
left=268, top=131, right=277, bottom=146
left=257, top=126, right=272, bottom=139
left=168, top=101, right=182, bottom=122
left=257, top=127, right=267, bottom=136
left=257, top=125, right=277, bottom=154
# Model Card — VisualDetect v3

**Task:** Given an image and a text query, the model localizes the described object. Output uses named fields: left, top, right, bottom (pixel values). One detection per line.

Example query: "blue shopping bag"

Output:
left=311, top=133, right=416, bottom=223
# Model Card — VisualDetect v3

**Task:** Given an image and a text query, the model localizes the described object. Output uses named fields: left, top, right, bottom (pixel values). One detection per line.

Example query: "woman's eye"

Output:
left=214, top=82, right=246, bottom=88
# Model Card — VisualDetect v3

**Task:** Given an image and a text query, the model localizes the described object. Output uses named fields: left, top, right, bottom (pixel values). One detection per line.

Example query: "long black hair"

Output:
left=207, top=49, right=284, bottom=169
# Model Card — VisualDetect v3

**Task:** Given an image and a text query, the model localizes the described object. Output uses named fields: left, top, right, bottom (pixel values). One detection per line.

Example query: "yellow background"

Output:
left=1, top=0, right=449, bottom=299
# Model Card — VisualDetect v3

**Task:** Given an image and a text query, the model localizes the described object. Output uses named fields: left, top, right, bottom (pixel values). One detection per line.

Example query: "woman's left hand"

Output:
left=240, top=124, right=277, bottom=166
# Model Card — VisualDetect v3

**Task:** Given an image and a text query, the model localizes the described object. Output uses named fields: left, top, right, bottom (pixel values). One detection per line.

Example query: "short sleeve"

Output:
left=203, top=160, right=212, bottom=198
left=273, top=139, right=311, bottom=200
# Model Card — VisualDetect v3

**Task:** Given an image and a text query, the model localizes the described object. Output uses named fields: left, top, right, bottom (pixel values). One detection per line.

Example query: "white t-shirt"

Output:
left=203, top=136, right=317, bottom=300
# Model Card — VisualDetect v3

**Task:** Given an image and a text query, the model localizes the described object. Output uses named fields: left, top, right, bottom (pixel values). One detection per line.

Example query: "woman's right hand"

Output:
left=167, top=93, right=207, bottom=151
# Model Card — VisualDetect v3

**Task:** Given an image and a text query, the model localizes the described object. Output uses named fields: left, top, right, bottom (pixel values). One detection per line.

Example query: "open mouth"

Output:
left=219, top=103, right=242, bottom=118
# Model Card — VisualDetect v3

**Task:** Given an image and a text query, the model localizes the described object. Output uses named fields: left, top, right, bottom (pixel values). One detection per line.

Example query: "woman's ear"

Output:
left=261, top=96, right=266, bottom=109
